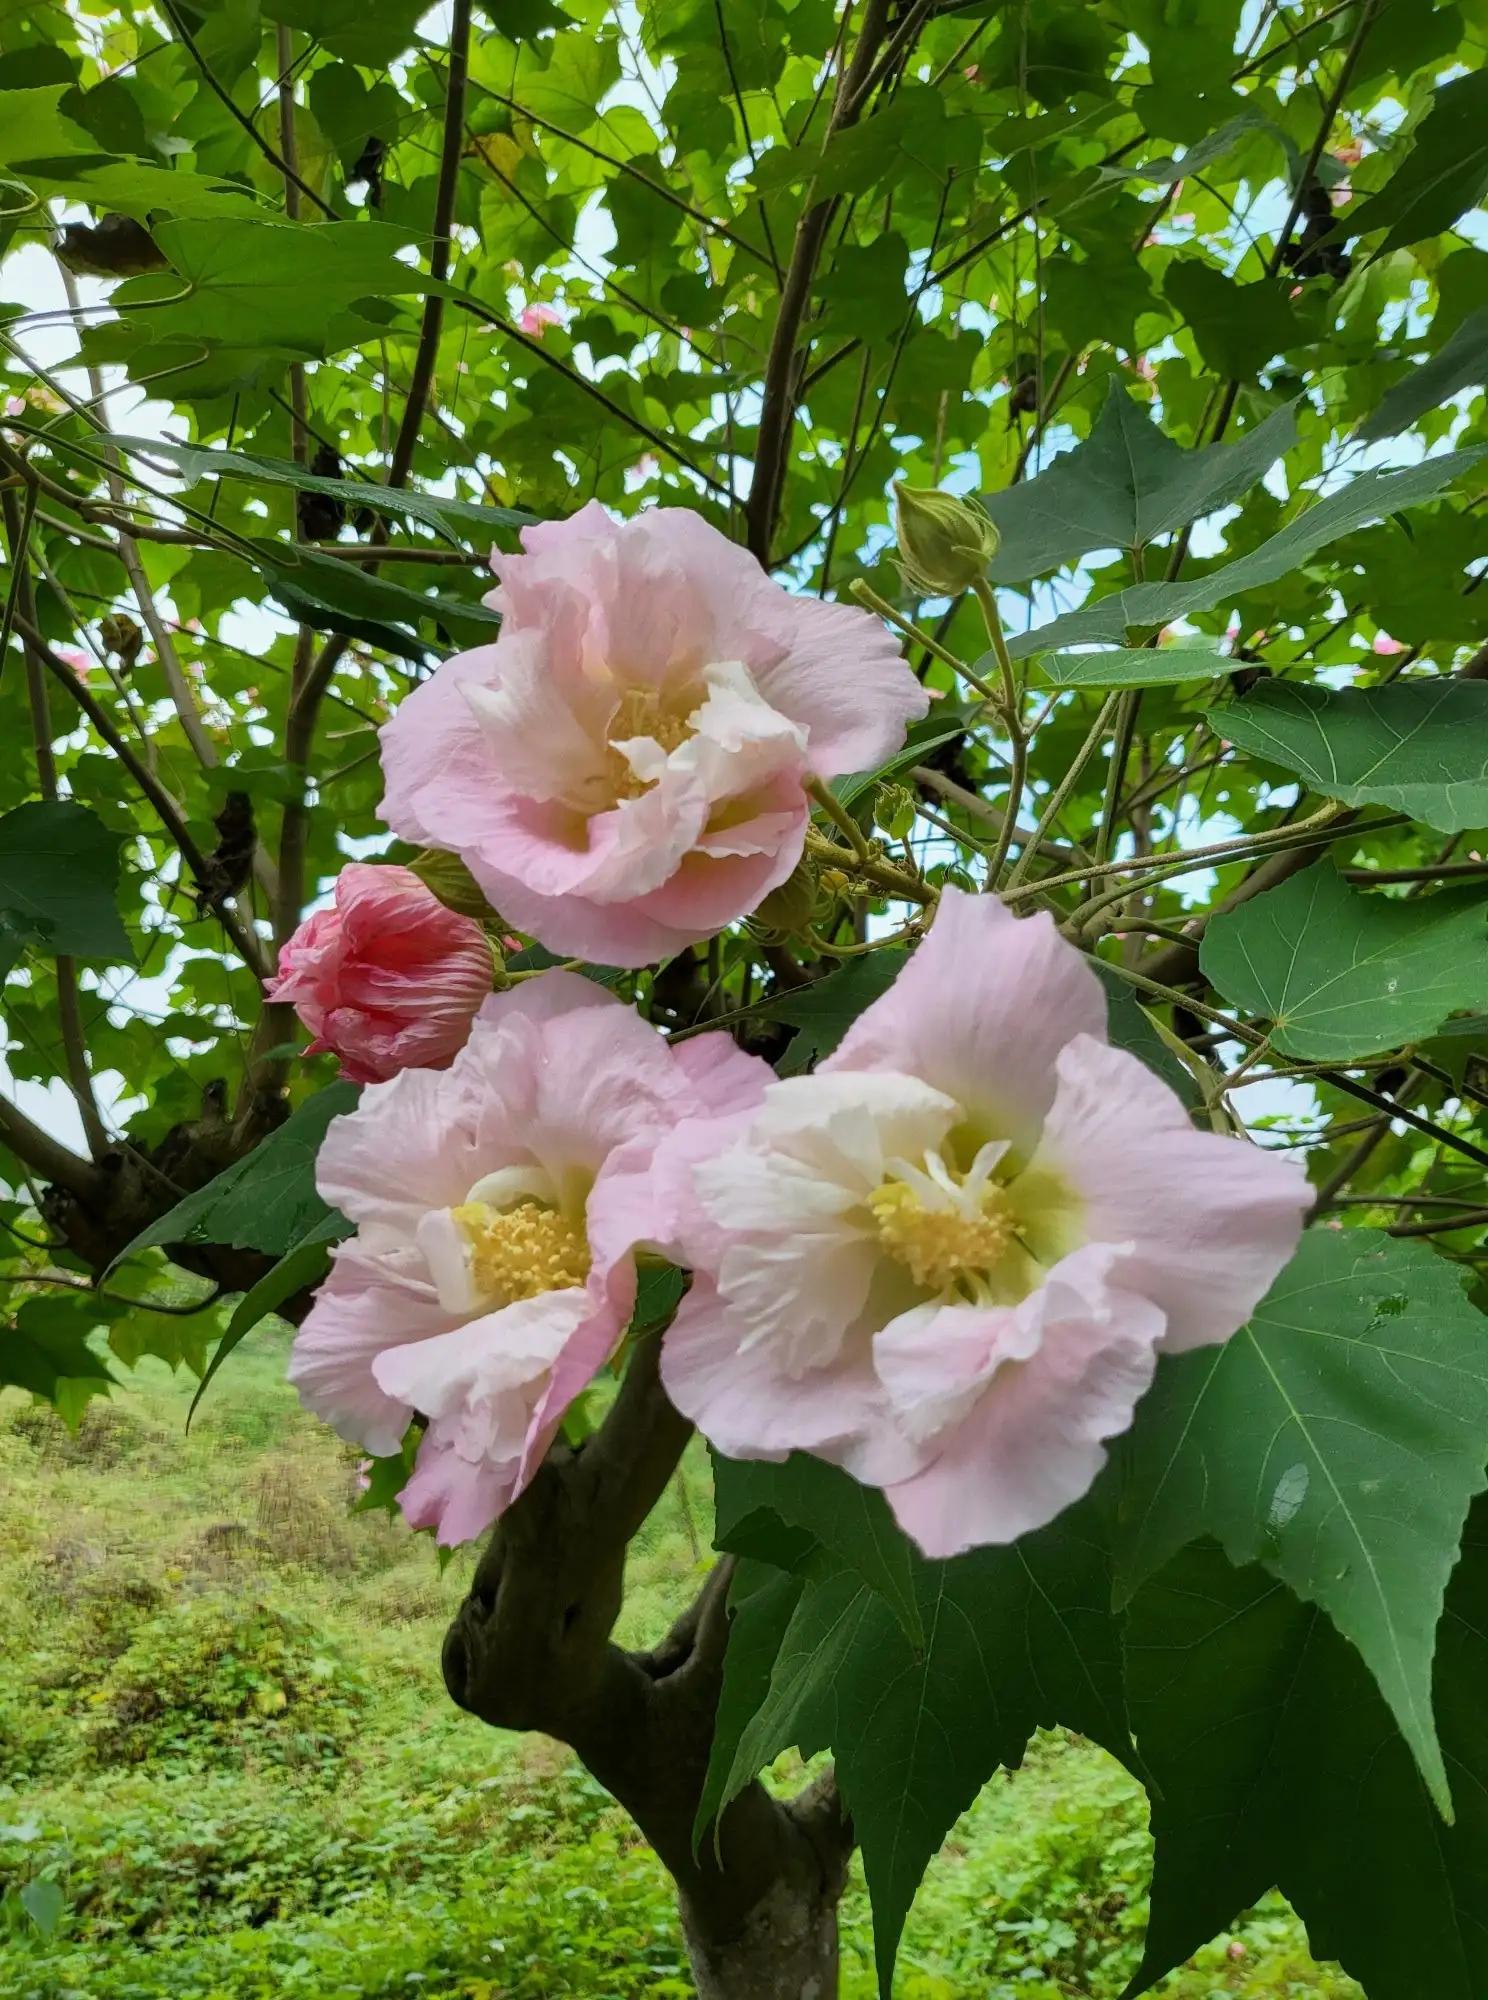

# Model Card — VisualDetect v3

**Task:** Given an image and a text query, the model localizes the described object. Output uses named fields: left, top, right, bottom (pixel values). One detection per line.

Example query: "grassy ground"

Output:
left=0, top=1344, right=1360, bottom=1999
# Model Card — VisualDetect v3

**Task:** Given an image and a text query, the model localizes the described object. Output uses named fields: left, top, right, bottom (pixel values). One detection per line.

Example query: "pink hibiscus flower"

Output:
left=290, top=972, right=755, bottom=1544
left=268, top=864, right=493, bottom=1084
left=378, top=504, right=928, bottom=966
left=519, top=302, right=562, bottom=336
left=649, top=889, right=1310, bottom=1557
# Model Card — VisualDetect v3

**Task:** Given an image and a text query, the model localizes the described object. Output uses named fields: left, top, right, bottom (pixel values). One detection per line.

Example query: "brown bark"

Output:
left=441, top=1334, right=853, bottom=1996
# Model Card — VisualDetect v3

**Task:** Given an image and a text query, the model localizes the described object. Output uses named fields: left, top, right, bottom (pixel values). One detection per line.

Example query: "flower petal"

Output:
left=659, top=1278, right=923, bottom=1485
left=879, top=1245, right=1164, bottom=1557
left=1027, top=1033, right=1310, bottom=1353
left=823, top=887, right=1108, bottom=1152
left=288, top=1247, right=459, bottom=1457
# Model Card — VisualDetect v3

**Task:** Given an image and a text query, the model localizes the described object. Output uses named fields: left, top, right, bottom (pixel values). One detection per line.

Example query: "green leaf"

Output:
left=2, top=1295, right=116, bottom=1401
left=762, top=951, right=907, bottom=1074
left=1347, top=72, right=1488, bottom=253
left=1218, top=678, right=1488, bottom=833
left=630, top=1262, right=685, bottom=1335
left=1102, top=109, right=1284, bottom=183
left=1031, top=645, right=1236, bottom=688
left=112, top=1083, right=359, bottom=1269
left=1358, top=308, right=1488, bottom=441
left=1116, top=1228, right=1488, bottom=1817
left=704, top=1492, right=1135, bottom=1995
left=1201, top=865, right=1488, bottom=1060
left=1164, top=261, right=1310, bottom=380
left=188, top=1213, right=347, bottom=1427
left=712, top=1450, right=924, bottom=1648
left=253, top=542, right=502, bottom=652
left=0, top=801, right=130, bottom=975
left=982, top=387, right=1296, bottom=583
left=1043, top=243, right=1165, bottom=356
left=694, top=1560, right=806, bottom=1845
left=1009, top=451, right=1484, bottom=656
left=103, top=434, right=534, bottom=540
left=1095, top=964, right=1200, bottom=1107
left=18, top=1878, right=64, bottom=1937
left=1125, top=1524, right=1488, bottom=2000
left=261, top=0, right=426, bottom=65
left=107, top=218, right=440, bottom=368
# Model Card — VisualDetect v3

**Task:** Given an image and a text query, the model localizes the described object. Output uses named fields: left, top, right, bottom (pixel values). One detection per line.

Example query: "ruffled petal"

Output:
left=659, top=1278, right=923, bottom=1486
left=288, top=1247, right=460, bottom=1457
left=315, top=1063, right=485, bottom=1242
left=1026, top=1033, right=1310, bottom=1353
left=879, top=1245, right=1164, bottom=1557
left=823, top=887, right=1108, bottom=1153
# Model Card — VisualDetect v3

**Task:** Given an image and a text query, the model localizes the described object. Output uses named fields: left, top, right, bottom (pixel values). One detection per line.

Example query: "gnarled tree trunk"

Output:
left=440, top=1335, right=853, bottom=1997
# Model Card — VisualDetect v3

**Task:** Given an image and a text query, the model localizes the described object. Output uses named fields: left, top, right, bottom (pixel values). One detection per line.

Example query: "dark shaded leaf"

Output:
left=113, top=1083, right=359, bottom=1268
left=1116, top=1227, right=1488, bottom=1815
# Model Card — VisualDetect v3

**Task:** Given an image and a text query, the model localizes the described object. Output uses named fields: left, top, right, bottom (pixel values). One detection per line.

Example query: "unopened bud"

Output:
left=99, top=612, right=144, bottom=670
left=893, top=480, right=1000, bottom=596
left=875, top=782, right=917, bottom=843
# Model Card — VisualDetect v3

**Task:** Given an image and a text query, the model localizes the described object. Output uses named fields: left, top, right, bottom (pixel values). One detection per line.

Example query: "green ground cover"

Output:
left=0, top=1348, right=1360, bottom=1999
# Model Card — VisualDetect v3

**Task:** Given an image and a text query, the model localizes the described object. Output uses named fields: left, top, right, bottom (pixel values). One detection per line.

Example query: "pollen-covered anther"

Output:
left=867, top=1179, right=1014, bottom=1293
left=453, top=1199, right=591, bottom=1304
left=604, top=686, right=697, bottom=800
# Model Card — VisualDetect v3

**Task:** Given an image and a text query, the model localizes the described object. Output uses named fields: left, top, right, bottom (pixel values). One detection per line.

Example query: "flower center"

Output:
left=865, top=1141, right=1036, bottom=1305
left=868, top=1179, right=1014, bottom=1294
left=603, top=686, right=697, bottom=801
left=451, top=1199, right=591, bottom=1306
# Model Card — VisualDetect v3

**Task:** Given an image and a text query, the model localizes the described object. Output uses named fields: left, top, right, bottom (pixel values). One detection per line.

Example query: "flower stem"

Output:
left=849, top=579, right=998, bottom=701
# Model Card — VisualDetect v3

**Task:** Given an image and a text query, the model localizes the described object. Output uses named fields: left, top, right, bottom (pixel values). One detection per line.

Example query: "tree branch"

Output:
left=442, top=1330, right=853, bottom=1986
left=162, top=0, right=338, bottom=220
left=389, top=0, right=471, bottom=490
left=0, top=1093, right=98, bottom=1201
left=2, top=485, right=109, bottom=1156
left=744, top=0, right=896, bottom=564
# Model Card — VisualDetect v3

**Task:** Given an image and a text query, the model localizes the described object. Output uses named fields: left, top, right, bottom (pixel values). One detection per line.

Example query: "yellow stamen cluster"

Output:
left=867, top=1180, right=1014, bottom=1295
left=452, top=1199, right=590, bottom=1304
left=604, top=687, right=696, bottom=800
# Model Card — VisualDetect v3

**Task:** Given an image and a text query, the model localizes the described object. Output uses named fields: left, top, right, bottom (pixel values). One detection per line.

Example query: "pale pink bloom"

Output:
left=379, top=504, right=927, bottom=966
left=290, top=974, right=753, bottom=1544
left=3, top=395, right=24, bottom=418
left=57, top=647, right=92, bottom=680
left=648, top=889, right=1310, bottom=1558
left=268, top=863, right=493, bottom=1084
left=1335, top=138, right=1365, bottom=167
left=1372, top=631, right=1406, bottom=655
left=519, top=302, right=562, bottom=336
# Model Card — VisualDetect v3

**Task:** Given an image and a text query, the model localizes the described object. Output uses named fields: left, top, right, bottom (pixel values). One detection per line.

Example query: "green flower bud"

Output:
left=875, top=781, right=917, bottom=843
left=892, top=480, right=1000, bottom=596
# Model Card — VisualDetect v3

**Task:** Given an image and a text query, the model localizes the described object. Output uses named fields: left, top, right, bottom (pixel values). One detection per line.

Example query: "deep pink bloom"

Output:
left=1372, top=631, right=1406, bottom=656
left=290, top=974, right=747, bottom=1544
left=268, top=863, right=492, bottom=1084
left=648, top=889, right=1310, bottom=1558
left=378, top=504, right=928, bottom=966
